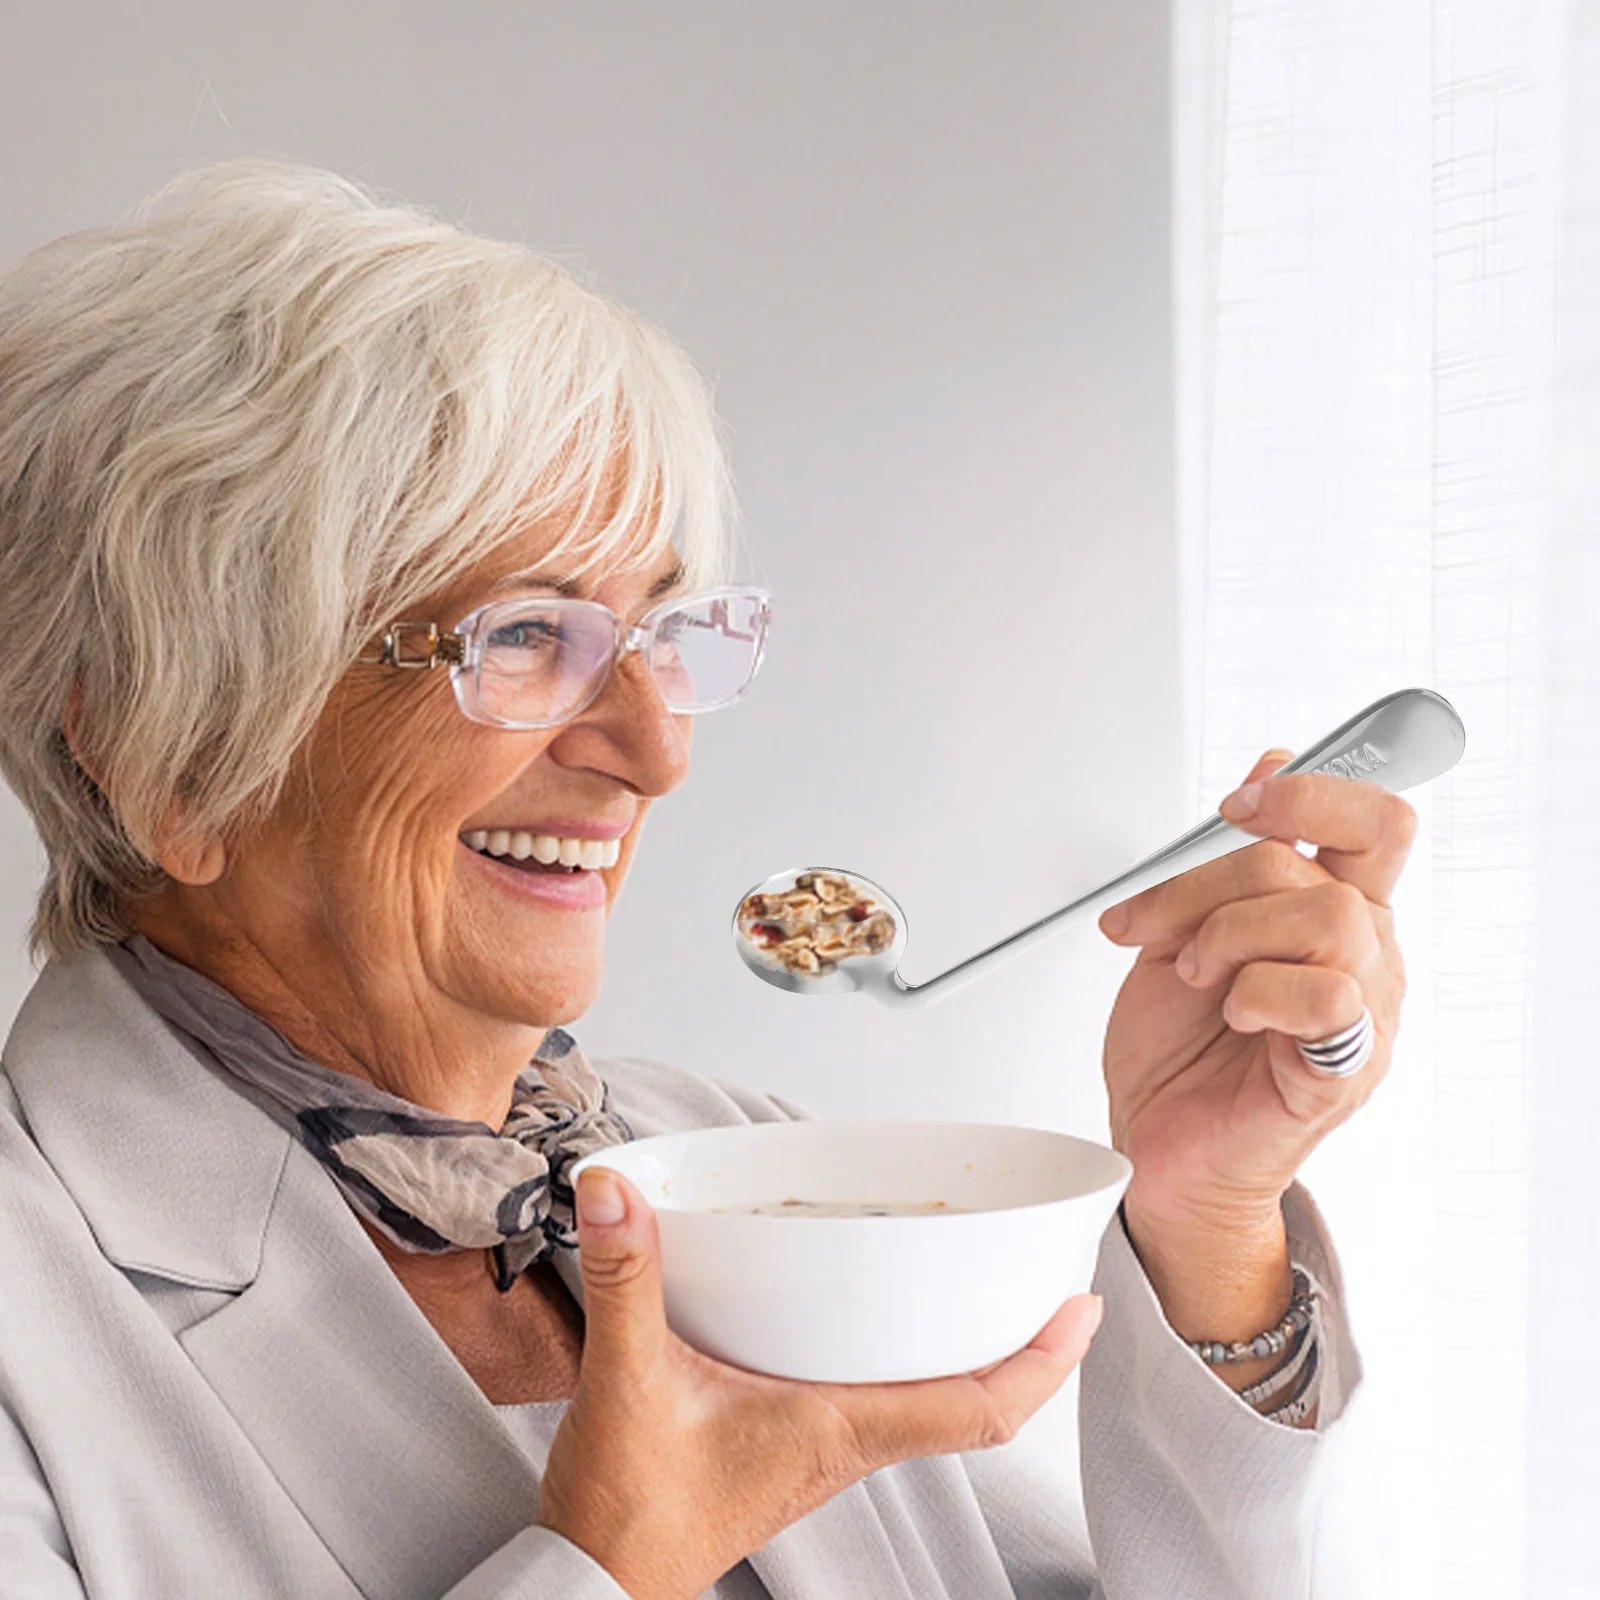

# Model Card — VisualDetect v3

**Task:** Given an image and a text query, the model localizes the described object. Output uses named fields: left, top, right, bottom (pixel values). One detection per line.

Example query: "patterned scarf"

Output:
left=108, top=936, right=633, bottom=1288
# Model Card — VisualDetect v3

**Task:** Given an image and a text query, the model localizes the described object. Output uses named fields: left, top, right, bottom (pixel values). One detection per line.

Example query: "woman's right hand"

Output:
left=536, top=1168, right=1103, bottom=1600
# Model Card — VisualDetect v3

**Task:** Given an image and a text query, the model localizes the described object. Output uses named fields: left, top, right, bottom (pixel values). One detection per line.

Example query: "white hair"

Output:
left=0, top=159, right=735, bottom=957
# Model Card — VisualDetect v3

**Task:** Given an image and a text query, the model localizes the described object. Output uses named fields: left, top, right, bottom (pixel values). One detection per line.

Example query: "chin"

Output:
left=471, top=951, right=604, bottom=1029
left=444, top=877, right=609, bottom=1025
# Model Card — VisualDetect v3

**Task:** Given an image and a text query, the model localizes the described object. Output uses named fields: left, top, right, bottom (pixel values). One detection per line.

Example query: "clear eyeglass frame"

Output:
left=358, top=584, right=772, bottom=731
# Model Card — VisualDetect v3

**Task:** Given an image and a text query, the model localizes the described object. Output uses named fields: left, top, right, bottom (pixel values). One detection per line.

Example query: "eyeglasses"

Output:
left=358, top=585, right=771, bottom=730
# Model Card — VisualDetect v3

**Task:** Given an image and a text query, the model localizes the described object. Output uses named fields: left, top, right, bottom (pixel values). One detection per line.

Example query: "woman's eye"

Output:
left=488, top=619, right=562, bottom=651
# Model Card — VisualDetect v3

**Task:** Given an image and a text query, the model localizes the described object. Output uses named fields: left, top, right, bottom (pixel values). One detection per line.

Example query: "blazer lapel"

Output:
left=179, top=1142, right=545, bottom=1600
left=6, top=952, right=542, bottom=1599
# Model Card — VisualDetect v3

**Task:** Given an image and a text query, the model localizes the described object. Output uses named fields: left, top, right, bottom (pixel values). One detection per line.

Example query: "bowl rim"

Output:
left=571, top=1117, right=1134, bottom=1217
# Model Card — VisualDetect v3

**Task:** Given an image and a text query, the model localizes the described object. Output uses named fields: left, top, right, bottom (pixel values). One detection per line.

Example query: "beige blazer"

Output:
left=0, top=951, right=1379, bottom=1598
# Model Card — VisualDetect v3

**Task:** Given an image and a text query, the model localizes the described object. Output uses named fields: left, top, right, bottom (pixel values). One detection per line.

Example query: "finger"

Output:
left=1095, top=749, right=1289, bottom=948
left=574, top=1167, right=667, bottom=1373
left=1217, top=773, right=1417, bottom=905
left=1174, top=881, right=1381, bottom=992
left=845, top=1294, right=1104, bottom=1463
left=1100, top=836, right=1322, bottom=948
left=1243, top=747, right=1295, bottom=785
left=1222, top=960, right=1369, bottom=1044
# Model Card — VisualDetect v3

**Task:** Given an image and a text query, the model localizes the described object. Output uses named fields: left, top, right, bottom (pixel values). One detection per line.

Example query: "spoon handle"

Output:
left=889, top=686, right=1465, bottom=1009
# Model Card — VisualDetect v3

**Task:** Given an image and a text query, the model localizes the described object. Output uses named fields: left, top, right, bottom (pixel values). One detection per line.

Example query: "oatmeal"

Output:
left=737, top=870, right=897, bottom=977
left=709, top=1199, right=965, bottom=1218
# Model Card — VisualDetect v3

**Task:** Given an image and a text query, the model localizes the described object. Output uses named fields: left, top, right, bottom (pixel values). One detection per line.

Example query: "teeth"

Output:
left=463, top=829, right=624, bottom=869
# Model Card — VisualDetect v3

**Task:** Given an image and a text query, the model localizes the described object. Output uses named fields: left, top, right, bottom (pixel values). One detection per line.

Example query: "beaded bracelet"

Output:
left=1188, top=1266, right=1317, bottom=1365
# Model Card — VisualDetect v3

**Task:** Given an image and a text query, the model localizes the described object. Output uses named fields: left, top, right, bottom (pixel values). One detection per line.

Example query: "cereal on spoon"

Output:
left=737, top=870, right=897, bottom=977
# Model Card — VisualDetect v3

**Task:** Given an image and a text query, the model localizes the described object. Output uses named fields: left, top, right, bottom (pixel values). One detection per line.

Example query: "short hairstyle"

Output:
left=0, top=160, right=734, bottom=957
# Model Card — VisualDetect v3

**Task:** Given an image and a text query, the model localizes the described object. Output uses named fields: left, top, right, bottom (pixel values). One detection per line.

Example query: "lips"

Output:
left=462, top=836, right=608, bottom=908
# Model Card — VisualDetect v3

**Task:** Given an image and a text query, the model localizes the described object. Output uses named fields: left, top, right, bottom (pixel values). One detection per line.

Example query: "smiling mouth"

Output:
left=462, top=829, right=621, bottom=873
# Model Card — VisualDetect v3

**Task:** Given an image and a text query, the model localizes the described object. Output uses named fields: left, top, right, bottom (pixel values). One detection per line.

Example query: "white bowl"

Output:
left=572, top=1120, right=1132, bottom=1384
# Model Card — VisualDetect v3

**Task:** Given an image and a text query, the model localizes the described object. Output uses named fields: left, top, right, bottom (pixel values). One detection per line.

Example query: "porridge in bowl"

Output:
left=709, top=1198, right=968, bottom=1217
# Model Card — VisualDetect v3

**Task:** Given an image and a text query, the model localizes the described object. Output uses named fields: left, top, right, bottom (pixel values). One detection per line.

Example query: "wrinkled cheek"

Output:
left=289, top=770, right=465, bottom=957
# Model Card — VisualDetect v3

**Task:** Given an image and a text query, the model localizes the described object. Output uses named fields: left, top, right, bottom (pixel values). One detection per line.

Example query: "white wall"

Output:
left=0, top=0, right=1176, bottom=1491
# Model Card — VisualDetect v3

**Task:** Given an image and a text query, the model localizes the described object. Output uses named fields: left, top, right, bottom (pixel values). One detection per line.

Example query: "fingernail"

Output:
left=1101, top=902, right=1130, bottom=938
left=1174, top=941, right=1199, bottom=982
left=1221, top=782, right=1262, bottom=819
left=577, top=1168, right=626, bottom=1226
left=1264, top=748, right=1294, bottom=769
left=1085, top=1294, right=1105, bottom=1335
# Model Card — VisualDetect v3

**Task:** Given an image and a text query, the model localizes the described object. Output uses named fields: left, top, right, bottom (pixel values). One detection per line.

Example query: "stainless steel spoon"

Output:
left=732, top=686, right=1465, bottom=1010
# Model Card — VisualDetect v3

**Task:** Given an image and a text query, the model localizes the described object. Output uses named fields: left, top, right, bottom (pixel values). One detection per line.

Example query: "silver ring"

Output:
left=1296, top=1006, right=1375, bottom=1078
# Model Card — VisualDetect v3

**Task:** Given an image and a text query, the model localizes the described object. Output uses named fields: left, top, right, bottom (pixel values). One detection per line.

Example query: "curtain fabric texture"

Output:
left=1174, top=1, right=1597, bottom=1594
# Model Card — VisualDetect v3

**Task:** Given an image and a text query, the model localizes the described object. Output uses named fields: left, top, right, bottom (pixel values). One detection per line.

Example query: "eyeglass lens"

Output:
left=469, top=591, right=766, bottom=727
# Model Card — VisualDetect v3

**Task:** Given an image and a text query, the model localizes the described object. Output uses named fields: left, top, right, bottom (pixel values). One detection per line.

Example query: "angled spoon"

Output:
left=731, top=686, right=1464, bottom=1010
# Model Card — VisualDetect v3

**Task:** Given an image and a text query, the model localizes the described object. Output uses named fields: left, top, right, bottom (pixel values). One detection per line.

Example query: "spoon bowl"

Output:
left=732, top=866, right=909, bottom=998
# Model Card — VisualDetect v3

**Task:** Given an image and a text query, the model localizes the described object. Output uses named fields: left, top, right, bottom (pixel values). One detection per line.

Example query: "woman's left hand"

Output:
left=1097, top=751, right=1416, bottom=1318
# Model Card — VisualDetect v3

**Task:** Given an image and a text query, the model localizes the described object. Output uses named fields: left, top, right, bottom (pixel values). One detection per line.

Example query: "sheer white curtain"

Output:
left=1174, top=1, right=1597, bottom=1594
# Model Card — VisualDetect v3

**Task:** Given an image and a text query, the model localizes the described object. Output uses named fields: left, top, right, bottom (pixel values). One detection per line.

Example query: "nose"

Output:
left=547, top=644, right=691, bottom=796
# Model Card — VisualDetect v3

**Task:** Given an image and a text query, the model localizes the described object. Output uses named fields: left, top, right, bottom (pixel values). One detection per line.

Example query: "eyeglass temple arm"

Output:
left=356, top=623, right=467, bottom=669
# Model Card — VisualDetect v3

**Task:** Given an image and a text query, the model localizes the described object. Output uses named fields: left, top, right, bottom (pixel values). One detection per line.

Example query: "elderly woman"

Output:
left=0, top=163, right=1410, bottom=1600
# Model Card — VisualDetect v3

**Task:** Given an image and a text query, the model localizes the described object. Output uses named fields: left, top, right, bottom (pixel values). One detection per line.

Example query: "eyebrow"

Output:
left=489, top=559, right=687, bottom=602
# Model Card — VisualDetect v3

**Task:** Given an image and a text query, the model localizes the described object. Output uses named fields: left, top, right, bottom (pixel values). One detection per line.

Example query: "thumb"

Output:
left=574, top=1167, right=667, bottom=1372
